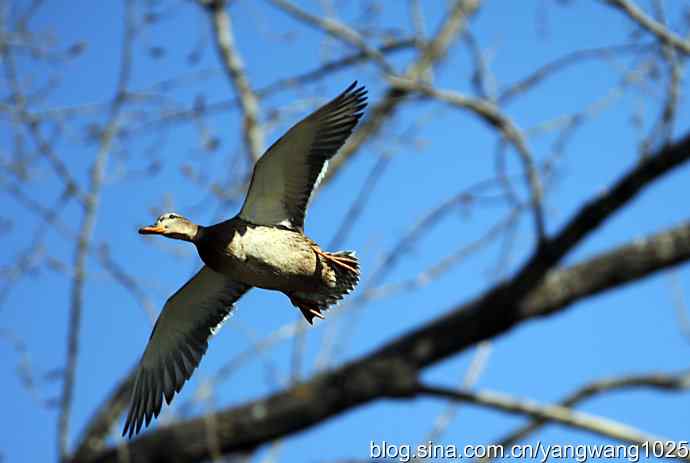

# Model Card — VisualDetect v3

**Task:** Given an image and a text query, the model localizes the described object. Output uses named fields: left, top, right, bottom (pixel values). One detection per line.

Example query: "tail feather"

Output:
left=290, top=250, right=359, bottom=324
left=329, top=250, right=359, bottom=287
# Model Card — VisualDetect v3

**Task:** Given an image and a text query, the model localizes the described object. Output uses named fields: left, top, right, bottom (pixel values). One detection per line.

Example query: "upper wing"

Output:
left=239, top=82, right=367, bottom=230
left=122, top=266, right=250, bottom=437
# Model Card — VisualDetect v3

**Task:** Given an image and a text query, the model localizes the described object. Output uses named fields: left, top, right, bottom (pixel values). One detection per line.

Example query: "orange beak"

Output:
left=138, top=225, right=165, bottom=235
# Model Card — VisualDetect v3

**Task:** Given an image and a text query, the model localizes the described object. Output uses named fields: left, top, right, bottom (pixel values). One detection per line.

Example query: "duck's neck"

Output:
left=190, top=224, right=204, bottom=243
left=168, top=223, right=203, bottom=243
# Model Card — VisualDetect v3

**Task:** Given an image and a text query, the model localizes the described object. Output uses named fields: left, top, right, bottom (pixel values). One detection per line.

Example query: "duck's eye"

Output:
left=168, top=214, right=176, bottom=220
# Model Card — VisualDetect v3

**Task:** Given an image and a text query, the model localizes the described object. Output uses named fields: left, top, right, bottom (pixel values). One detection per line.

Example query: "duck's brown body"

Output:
left=196, top=217, right=324, bottom=291
left=195, top=217, right=359, bottom=320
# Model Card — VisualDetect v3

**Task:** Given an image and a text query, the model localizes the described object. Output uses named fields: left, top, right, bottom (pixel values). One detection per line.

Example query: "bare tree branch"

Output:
left=328, top=155, right=390, bottom=249
left=668, top=272, right=690, bottom=344
left=414, top=342, right=493, bottom=461
left=605, top=0, right=690, bottom=54
left=521, top=220, right=690, bottom=319
left=58, top=1, right=135, bottom=459
left=417, top=383, right=690, bottom=460
left=323, top=0, right=482, bottom=185
left=1, top=30, right=84, bottom=204
left=202, top=0, right=264, bottom=163
left=124, top=37, right=417, bottom=136
left=265, top=0, right=395, bottom=74
left=498, top=42, right=652, bottom=105
left=639, top=2, right=684, bottom=157
left=481, top=370, right=690, bottom=461
left=97, top=244, right=157, bottom=322
left=388, top=78, right=546, bottom=242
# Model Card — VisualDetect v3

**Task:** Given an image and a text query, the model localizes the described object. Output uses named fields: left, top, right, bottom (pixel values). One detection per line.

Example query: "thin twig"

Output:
left=266, top=0, right=395, bottom=74
left=122, top=37, right=417, bottom=136
left=499, top=42, right=653, bottom=104
left=368, top=207, right=522, bottom=302
left=667, top=272, right=690, bottom=344
left=328, top=155, right=390, bottom=250
left=97, top=244, right=157, bottom=323
left=389, top=78, right=546, bottom=243
left=0, top=188, right=71, bottom=309
left=1, top=29, right=84, bottom=204
left=414, top=342, right=492, bottom=458
left=321, top=186, right=520, bottom=367
left=605, top=0, right=690, bottom=54
left=639, top=2, right=683, bottom=157
left=324, top=0, right=482, bottom=185
left=409, top=0, right=426, bottom=43
left=464, top=31, right=496, bottom=101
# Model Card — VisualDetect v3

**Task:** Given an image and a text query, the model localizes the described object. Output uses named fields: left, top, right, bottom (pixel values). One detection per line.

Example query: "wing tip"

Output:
left=120, top=271, right=246, bottom=439
left=121, top=349, right=205, bottom=438
left=122, top=407, right=137, bottom=438
left=122, top=421, right=130, bottom=438
left=344, top=81, right=368, bottom=101
left=341, top=81, right=368, bottom=121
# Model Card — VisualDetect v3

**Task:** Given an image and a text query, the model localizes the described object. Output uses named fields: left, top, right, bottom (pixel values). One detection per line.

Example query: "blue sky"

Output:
left=2, top=0, right=690, bottom=462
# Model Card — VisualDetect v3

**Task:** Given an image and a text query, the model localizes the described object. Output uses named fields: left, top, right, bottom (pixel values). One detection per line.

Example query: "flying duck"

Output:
left=122, top=82, right=367, bottom=437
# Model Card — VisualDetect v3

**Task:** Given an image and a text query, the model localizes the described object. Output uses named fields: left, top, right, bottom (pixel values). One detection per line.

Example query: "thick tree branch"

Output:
left=84, top=359, right=418, bottom=463
left=81, top=132, right=690, bottom=463
left=522, top=220, right=690, bottom=318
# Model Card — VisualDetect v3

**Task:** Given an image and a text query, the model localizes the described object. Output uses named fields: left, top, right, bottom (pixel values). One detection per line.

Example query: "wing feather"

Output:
left=122, top=266, right=250, bottom=437
left=239, top=82, right=367, bottom=230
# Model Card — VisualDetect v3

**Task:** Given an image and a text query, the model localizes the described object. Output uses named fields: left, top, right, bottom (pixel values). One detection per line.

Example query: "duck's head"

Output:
left=139, top=213, right=199, bottom=242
